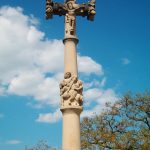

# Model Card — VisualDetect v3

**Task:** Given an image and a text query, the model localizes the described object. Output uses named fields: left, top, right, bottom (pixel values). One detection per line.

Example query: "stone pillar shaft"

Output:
left=60, top=11, right=82, bottom=150
left=64, top=38, right=78, bottom=77
left=61, top=108, right=82, bottom=150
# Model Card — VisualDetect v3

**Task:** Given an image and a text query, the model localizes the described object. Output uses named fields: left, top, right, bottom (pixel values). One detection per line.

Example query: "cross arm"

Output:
left=46, top=0, right=67, bottom=19
left=75, top=0, right=96, bottom=21
left=46, top=0, right=96, bottom=21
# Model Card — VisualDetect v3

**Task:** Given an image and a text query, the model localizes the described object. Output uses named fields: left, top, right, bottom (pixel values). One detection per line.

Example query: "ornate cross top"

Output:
left=46, top=0, right=96, bottom=21
left=46, top=0, right=96, bottom=37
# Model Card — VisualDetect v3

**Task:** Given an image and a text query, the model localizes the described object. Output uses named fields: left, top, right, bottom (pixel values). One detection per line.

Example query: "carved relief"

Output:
left=65, top=14, right=76, bottom=36
left=67, top=2, right=74, bottom=10
left=46, top=0, right=96, bottom=21
left=87, top=0, right=96, bottom=21
left=46, top=0, right=67, bottom=19
left=64, top=1, right=78, bottom=36
left=66, top=1, right=79, bottom=13
left=46, top=0, right=53, bottom=19
left=60, top=72, right=83, bottom=107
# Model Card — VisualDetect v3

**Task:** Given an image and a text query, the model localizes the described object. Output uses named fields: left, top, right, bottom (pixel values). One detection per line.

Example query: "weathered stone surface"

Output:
left=60, top=72, right=83, bottom=107
left=46, top=0, right=96, bottom=21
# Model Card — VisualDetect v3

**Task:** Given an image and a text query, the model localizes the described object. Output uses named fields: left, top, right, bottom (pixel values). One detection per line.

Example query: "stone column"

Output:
left=60, top=12, right=83, bottom=150
left=63, top=37, right=78, bottom=76
left=45, top=0, right=96, bottom=149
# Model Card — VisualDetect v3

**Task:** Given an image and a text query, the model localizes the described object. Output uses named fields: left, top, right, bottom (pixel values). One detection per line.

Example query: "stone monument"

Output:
left=45, top=0, right=96, bottom=149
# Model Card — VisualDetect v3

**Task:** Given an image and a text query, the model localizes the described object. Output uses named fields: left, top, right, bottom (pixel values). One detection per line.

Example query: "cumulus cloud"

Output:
left=82, top=88, right=119, bottom=118
left=83, top=77, right=106, bottom=90
left=84, top=88, right=118, bottom=105
left=121, top=58, right=131, bottom=65
left=6, top=140, right=21, bottom=145
left=78, top=56, right=103, bottom=75
left=0, top=6, right=118, bottom=123
left=36, top=109, right=62, bottom=123
left=8, top=71, right=61, bottom=106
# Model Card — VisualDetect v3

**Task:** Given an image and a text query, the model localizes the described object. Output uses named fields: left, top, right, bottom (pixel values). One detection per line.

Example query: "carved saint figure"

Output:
left=65, top=14, right=76, bottom=36
left=60, top=72, right=83, bottom=107
left=67, top=2, right=74, bottom=10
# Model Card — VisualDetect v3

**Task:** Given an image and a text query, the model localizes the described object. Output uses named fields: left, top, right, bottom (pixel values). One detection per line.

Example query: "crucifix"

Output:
left=46, top=0, right=96, bottom=149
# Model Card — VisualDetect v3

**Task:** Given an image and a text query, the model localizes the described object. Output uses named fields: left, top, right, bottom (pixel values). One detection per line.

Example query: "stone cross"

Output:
left=46, top=0, right=96, bottom=36
left=45, top=0, right=96, bottom=150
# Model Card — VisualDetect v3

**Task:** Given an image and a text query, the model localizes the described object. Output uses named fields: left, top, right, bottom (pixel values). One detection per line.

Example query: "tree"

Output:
left=25, top=140, right=58, bottom=150
left=81, top=91, right=150, bottom=150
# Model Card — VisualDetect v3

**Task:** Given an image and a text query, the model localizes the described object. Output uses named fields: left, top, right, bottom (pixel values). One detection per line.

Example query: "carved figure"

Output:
left=60, top=72, right=83, bottom=107
left=46, top=0, right=96, bottom=21
left=87, top=0, right=96, bottom=21
left=66, top=1, right=79, bottom=13
left=65, top=14, right=76, bottom=36
left=46, top=0, right=53, bottom=19
left=67, top=2, right=74, bottom=10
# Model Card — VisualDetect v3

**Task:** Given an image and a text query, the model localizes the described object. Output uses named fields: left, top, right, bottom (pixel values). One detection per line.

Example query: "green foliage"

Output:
left=81, top=91, right=150, bottom=150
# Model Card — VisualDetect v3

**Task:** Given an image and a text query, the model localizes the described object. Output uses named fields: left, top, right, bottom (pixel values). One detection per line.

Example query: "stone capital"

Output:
left=63, top=37, right=79, bottom=44
left=60, top=106, right=83, bottom=115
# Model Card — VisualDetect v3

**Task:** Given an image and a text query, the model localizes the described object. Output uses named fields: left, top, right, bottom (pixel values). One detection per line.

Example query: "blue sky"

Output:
left=0, top=0, right=150, bottom=149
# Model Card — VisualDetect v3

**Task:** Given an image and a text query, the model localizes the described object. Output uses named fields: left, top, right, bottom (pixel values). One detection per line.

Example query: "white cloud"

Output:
left=8, top=72, right=62, bottom=106
left=82, top=88, right=119, bottom=118
left=6, top=140, right=21, bottom=145
left=36, top=109, right=62, bottom=123
left=84, top=77, right=106, bottom=90
left=121, top=58, right=131, bottom=65
left=78, top=56, right=103, bottom=75
left=26, top=102, right=44, bottom=109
